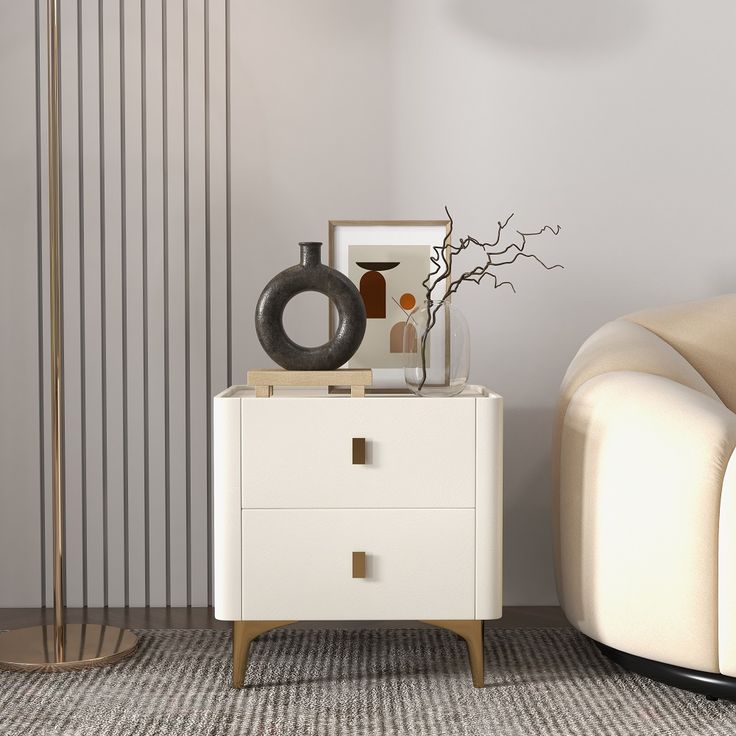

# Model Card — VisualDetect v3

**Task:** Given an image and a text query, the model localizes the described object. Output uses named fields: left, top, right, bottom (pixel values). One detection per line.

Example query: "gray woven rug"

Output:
left=1, top=627, right=735, bottom=735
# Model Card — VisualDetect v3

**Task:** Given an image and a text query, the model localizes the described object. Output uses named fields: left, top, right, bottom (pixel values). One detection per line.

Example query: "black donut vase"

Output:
left=255, top=242, right=367, bottom=371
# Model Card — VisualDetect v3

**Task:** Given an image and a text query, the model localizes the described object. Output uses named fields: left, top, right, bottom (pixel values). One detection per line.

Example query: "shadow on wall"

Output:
left=447, top=0, right=651, bottom=54
left=553, top=418, right=588, bottom=628
left=503, top=406, right=559, bottom=604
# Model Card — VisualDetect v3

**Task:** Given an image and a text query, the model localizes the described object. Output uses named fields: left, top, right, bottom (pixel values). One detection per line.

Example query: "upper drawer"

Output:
left=242, top=396, right=476, bottom=508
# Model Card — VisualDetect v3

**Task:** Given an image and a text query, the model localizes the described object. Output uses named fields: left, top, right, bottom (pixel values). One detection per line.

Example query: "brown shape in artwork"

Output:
left=390, top=321, right=417, bottom=353
left=360, top=271, right=386, bottom=319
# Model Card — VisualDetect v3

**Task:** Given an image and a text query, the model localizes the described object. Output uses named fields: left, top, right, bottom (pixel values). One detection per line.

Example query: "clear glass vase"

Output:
left=403, top=299, right=470, bottom=397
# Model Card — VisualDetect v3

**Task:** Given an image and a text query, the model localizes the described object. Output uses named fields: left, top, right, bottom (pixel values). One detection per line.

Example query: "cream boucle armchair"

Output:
left=554, top=294, right=736, bottom=699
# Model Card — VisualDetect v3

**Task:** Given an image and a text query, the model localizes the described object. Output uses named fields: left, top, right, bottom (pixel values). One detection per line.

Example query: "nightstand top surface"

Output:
left=216, top=384, right=500, bottom=400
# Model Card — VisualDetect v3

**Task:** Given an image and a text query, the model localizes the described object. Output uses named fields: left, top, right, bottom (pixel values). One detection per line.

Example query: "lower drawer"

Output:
left=242, top=509, right=475, bottom=620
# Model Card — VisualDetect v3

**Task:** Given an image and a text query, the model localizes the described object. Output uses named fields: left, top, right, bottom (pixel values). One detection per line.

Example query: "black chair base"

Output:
left=592, top=638, right=736, bottom=702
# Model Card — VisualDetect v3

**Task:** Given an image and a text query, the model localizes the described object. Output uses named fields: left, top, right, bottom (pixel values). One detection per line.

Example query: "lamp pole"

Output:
left=47, top=0, right=65, bottom=662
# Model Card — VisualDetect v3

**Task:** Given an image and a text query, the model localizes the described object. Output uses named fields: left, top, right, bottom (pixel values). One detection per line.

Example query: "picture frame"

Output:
left=328, top=220, right=452, bottom=390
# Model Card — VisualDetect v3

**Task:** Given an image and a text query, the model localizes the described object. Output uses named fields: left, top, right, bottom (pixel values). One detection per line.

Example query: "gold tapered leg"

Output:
left=232, top=620, right=295, bottom=688
left=422, top=620, right=485, bottom=687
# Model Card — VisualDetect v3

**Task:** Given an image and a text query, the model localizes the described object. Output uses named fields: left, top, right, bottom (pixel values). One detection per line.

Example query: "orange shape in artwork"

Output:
left=399, top=292, right=416, bottom=311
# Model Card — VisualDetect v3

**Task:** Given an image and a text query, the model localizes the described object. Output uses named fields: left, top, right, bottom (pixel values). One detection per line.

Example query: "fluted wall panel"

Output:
left=24, top=0, right=230, bottom=608
left=4, top=0, right=398, bottom=608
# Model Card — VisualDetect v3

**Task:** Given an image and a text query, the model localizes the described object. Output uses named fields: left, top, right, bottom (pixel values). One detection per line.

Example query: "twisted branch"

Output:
left=415, top=208, right=562, bottom=391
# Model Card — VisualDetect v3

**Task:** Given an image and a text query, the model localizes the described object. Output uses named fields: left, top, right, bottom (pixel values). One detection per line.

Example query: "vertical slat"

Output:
left=141, top=0, right=151, bottom=609
left=155, top=0, right=171, bottom=608
left=183, top=0, right=192, bottom=608
left=227, top=0, right=248, bottom=388
left=207, top=0, right=228, bottom=607
left=122, top=0, right=146, bottom=608
left=164, top=0, right=188, bottom=607
left=76, top=0, right=89, bottom=608
left=34, top=0, right=48, bottom=609
left=186, top=0, right=209, bottom=608
left=139, top=0, right=151, bottom=609
left=101, top=0, right=125, bottom=608
left=141, top=0, right=167, bottom=608
left=97, top=0, right=110, bottom=607
left=60, top=0, right=84, bottom=608
left=39, top=0, right=54, bottom=610
left=80, top=0, right=104, bottom=607
left=204, top=0, right=212, bottom=611
left=118, top=0, right=130, bottom=607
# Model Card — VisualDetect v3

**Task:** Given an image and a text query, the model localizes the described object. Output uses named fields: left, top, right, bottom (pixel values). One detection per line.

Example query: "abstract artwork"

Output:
left=329, top=221, right=451, bottom=388
left=348, top=245, right=428, bottom=369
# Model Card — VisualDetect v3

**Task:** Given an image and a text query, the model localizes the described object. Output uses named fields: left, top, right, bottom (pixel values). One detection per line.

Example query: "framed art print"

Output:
left=328, top=220, right=451, bottom=389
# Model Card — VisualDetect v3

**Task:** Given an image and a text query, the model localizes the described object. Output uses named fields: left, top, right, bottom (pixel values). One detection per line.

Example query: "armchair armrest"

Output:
left=557, top=370, right=736, bottom=672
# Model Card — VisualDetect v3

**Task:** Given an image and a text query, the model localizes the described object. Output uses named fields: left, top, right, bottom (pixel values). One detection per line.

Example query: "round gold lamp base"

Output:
left=0, top=624, right=138, bottom=672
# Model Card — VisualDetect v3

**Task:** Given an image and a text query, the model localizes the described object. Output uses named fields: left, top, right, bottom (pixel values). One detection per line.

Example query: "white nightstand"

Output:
left=213, top=385, right=502, bottom=688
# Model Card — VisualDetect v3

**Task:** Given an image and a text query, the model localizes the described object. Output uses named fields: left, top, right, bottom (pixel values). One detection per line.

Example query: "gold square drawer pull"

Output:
left=352, top=437, right=366, bottom=465
left=352, top=551, right=366, bottom=578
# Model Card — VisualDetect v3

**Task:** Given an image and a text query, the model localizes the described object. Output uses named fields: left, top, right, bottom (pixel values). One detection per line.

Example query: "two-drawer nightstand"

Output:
left=213, top=385, right=502, bottom=688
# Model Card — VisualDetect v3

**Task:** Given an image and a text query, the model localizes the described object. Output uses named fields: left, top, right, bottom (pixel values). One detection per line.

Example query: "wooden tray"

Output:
left=246, top=369, right=373, bottom=397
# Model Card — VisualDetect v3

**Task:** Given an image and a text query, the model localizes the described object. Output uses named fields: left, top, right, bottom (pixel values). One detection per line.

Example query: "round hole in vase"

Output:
left=282, top=291, right=331, bottom=349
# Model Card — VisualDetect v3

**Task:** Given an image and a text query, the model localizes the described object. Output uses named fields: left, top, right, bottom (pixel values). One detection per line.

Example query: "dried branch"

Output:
left=414, top=208, right=562, bottom=391
left=421, top=206, right=455, bottom=299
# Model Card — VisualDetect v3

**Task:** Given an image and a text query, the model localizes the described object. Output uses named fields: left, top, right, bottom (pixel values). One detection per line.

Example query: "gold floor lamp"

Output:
left=0, top=0, right=138, bottom=671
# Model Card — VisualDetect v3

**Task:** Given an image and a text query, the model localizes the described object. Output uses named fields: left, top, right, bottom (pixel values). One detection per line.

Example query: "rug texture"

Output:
left=1, top=627, right=735, bottom=736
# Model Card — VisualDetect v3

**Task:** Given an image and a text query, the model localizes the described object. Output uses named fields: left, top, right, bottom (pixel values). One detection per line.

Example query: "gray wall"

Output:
left=1, top=0, right=734, bottom=607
